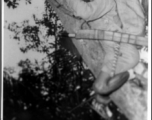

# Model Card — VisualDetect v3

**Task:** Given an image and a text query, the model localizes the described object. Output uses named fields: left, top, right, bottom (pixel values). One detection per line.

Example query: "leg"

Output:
left=91, top=42, right=139, bottom=118
left=93, top=42, right=139, bottom=104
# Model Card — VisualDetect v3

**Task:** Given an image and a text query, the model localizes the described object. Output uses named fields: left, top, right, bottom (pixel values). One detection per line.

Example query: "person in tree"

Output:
left=57, top=0, right=147, bottom=118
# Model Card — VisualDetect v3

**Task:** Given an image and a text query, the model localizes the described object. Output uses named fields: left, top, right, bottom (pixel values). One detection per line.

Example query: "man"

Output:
left=58, top=0, right=146, bottom=118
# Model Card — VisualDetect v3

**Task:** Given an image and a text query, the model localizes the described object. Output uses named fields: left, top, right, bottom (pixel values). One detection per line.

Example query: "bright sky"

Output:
left=4, top=0, right=47, bottom=68
left=3, top=0, right=54, bottom=78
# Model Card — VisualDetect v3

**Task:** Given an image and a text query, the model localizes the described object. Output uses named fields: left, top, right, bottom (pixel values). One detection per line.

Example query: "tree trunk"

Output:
left=47, top=1, right=147, bottom=120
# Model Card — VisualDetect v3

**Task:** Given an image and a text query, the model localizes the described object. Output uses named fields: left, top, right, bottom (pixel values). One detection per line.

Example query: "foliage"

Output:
left=4, top=56, right=98, bottom=120
left=4, top=0, right=32, bottom=8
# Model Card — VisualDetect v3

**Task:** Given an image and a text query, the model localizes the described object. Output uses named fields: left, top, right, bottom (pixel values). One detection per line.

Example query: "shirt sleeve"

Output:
left=64, top=0, right=108, bottom=20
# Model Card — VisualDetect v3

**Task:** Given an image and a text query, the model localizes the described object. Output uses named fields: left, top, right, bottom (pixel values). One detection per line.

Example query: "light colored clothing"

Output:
left=101, top=41, right=139, bottom=76
left=64, top=0, right=145, bottom=34
left=63, top=0, right=145, bottom=76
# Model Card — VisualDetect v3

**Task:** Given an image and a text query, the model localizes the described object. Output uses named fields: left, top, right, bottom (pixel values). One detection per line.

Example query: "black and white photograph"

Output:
left=3, top=0, right=150, bottom=120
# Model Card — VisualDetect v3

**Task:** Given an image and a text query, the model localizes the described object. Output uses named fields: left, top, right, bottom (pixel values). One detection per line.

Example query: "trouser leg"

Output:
left=93, top=41, right=139, bottom=104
